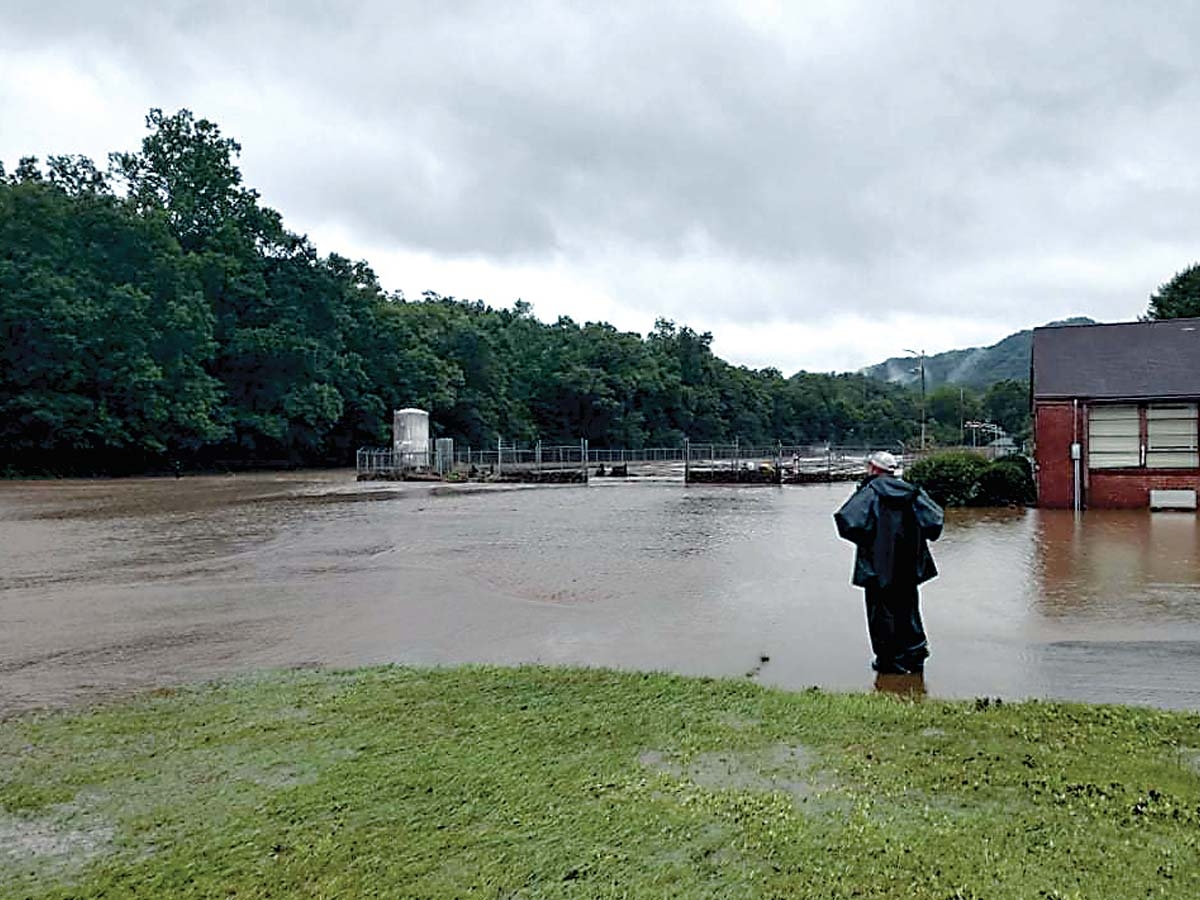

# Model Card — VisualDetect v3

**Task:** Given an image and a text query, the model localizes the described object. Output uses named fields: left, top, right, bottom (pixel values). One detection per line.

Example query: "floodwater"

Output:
left=2, top=471, right=1200, bottom=715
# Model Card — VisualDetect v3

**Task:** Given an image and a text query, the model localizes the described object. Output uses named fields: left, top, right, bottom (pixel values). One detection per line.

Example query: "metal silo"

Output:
left=393, top=408, right=430, bottom=469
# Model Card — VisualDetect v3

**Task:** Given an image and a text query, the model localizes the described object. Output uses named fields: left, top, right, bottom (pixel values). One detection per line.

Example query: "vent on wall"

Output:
left=1149, top=489, right=1197, bottom=510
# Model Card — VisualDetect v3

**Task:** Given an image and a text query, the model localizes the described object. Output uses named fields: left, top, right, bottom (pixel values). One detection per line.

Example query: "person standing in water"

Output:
left=834, top=450, right=944, bottom=674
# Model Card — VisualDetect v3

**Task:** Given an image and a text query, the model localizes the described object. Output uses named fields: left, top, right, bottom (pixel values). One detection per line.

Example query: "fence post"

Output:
left=497, top=435, right=502, bottom=477
left=684, top=438, right=690, bottom=484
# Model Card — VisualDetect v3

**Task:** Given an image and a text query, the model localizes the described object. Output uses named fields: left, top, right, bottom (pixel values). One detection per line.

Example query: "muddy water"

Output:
left=2, top=472, right=1200, bottom=714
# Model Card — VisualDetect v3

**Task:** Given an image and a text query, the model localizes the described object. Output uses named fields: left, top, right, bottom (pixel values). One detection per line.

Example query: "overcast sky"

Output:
left=3, top=1, right=1198, bottom=373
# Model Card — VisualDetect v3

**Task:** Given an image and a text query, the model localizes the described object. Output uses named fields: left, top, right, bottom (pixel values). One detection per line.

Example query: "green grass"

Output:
left=2, top=666, right=1200, bottom=898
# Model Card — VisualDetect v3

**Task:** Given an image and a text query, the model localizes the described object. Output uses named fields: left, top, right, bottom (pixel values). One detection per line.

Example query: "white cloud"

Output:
left=3, top=1, right=1197, bottom=373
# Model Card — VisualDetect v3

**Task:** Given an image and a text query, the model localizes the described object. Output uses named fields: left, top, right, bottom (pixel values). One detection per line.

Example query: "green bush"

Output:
left=906, top=450, right=991, bottom=507
left=993, top=453, right=1033, bottom=480
left=907, top=450, right=1035, bottom=507
left=976, top=459, right=1035, bottom=506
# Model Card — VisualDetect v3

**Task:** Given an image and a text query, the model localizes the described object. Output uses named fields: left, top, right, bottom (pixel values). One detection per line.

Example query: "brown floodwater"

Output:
left=2, top=471, right=1199, bottom=714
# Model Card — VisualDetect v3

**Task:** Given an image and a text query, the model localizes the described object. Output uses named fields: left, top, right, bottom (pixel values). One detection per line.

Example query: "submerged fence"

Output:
left=357, top=440, right=593, bottom=479
left=355, top=440, right=949, bottom=481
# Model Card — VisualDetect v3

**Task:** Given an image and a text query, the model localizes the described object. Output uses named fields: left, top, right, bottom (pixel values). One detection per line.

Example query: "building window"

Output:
left=1147, top=404, right=1199, bottom=468
left=1088, top=404, right=1139, bottom=468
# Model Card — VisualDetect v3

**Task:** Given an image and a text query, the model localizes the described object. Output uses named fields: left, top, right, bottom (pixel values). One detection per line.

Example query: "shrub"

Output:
left=906, top=450, right=1035, bottom=507
left=905, top=450, right=991, bottom=507
left=976, top=459, right=1035, bottom=506
left=993, top=453, right=1033, bottom=480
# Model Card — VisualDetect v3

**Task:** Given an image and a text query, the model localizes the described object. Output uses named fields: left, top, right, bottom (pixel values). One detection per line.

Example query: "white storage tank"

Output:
left=393, top=408, right=430, bottom=469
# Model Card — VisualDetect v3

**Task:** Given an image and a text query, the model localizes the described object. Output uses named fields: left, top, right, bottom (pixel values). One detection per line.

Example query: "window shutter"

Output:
left=1088, top=405, right=1140, bottom=469
left=1147, top=404, right=1198, bottom=468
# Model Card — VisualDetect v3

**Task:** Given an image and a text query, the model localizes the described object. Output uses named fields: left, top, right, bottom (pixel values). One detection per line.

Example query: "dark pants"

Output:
left=864, top=582, right=929, bottom=673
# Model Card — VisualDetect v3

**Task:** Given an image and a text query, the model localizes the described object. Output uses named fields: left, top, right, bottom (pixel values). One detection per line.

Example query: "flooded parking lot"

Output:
left=2, top=471, right=1199, bottom=714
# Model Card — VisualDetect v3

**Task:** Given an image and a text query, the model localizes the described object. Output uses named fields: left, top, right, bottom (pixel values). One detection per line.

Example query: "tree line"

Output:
left=1, top=109, right=1029, bottom=475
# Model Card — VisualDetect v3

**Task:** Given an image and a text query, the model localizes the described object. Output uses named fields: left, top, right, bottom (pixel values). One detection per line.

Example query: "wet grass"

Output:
left=2, top=666, right=1200, bottom=898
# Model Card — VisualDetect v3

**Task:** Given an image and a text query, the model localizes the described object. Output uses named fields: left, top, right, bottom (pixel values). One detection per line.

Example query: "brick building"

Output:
left=1032, top=318, right=1200, bottom=509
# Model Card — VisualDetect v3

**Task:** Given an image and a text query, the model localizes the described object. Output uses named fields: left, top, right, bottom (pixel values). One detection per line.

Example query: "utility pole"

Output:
left=959, top=387, right=965, bottom=447
left=905, top=348, right=926, bottom=452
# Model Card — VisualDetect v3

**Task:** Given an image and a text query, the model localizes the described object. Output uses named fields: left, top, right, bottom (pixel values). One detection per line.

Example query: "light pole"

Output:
left=905, top=348, right=926, bottom=452
left=959, top=387, right=965, bottom=447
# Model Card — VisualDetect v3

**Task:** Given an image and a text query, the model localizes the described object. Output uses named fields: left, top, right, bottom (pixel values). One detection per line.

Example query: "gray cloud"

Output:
left=4, top=0, right=1200, bottom=368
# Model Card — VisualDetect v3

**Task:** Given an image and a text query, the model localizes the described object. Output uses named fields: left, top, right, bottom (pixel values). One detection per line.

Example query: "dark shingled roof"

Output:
left=1032, top=317, right=1200, bottom=400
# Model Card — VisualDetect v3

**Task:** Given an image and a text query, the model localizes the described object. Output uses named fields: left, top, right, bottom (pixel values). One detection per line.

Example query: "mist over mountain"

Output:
left=861, top=318, right=1095, bottom=391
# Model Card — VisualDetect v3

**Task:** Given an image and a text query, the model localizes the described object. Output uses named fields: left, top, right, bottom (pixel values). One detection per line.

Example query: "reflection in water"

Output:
left=1034, top=510, right=1200, bottom=626
left=873, top=672, right=926, bottom=700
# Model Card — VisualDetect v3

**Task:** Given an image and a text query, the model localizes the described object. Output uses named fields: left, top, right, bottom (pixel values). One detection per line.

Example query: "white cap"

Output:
left=867, top=450, right=899, bottom=473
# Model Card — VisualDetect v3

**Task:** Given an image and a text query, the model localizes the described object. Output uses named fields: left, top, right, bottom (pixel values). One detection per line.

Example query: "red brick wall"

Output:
left=1087, top=471, right=1200, bottom=509
left=1034, top=401, right=1077, bottom=508
left=1036, top=398, right=1200, bottom=508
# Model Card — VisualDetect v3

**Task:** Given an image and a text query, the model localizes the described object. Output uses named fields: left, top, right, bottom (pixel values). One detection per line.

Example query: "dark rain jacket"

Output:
left=833, top=475, right=944, bottom=589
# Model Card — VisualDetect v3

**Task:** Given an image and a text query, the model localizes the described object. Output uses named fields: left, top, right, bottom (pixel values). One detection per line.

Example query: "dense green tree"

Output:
left=982, top=379, right=1031, bottom=440
left=1, top=108, right=1027, bottom=474
left=109, top=109, right=392, bottom=464
left=925, top=385, right=983, bottom=446
left=1147, top=264, right=1200, bottom=320
left=110, top=108, right=273, bottom=254
left=0, top=163, right=223, bottom=472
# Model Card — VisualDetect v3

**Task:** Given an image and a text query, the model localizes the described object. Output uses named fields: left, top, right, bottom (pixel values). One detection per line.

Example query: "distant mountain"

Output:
left=862, top=317, right=1095, bottom=391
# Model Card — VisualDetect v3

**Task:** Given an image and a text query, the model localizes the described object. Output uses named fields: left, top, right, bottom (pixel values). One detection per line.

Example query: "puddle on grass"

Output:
left=222, top=745, right=360, bottom=790
left=639, top=743, right=832, bottom=806
left=1179, top=749, right=1200, bottom=777
left=650, top=822, right=745, bottom=870
left=0, top=807, right=114, bottom=871
left=716, top=713, right=763, bottom=731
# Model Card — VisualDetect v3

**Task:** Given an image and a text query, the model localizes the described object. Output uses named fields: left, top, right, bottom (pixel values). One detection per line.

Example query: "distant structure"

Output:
left=1032, top=318, right=1200, bottom=510
left=434, top=437, right=454, bottom=476
left=988, top=435, right=1017, bottom=456
left=393, top=408, right=430, bottom=470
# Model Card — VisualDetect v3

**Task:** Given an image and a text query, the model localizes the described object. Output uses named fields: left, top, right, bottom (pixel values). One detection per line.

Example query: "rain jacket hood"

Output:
left=834, top=474, right=944, bottom=589
left=870, top=475, right=922, bottom=505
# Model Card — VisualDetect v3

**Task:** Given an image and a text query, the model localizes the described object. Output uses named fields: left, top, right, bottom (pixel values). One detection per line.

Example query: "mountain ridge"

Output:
left=861, top=317, right=1096, bottom=391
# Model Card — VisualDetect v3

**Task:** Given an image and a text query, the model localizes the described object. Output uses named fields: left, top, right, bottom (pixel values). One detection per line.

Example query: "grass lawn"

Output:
left=2, top=665, right=1200, bottom=898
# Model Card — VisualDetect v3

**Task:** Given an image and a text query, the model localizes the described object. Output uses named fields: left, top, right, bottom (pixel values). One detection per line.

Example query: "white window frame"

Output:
left=1147, top=403, right=1198, bottom=469
left=1087, top=404, right=1140, bottom=469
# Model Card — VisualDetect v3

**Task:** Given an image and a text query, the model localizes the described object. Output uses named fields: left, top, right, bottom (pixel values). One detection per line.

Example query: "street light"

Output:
left=904, top=348, right=926, bottom=452
left=964, top=421, right=1004, bottom=448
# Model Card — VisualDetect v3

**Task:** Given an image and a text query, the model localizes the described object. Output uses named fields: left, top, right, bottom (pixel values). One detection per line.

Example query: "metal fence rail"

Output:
left=456, top=443, right=587, bottom=469
left=358, top=441, right=593, bottom=478
left=356, top=448, right=396, bottom=477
